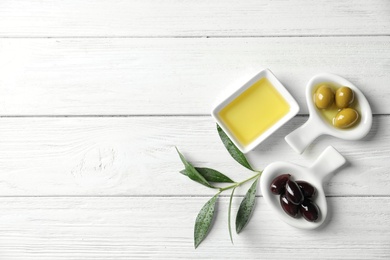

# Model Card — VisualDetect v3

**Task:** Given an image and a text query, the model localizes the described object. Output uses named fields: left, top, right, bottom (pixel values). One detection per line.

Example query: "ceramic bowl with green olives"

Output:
left=285, top=73, right=372, bottom=154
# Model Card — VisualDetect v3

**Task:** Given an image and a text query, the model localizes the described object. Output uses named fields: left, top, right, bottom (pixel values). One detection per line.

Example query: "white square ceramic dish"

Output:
left=211, top=69, right=299, bottom=153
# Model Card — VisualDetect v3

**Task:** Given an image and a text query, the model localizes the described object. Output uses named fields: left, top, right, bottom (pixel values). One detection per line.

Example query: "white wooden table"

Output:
left=1, top=1, right=389, bottom=259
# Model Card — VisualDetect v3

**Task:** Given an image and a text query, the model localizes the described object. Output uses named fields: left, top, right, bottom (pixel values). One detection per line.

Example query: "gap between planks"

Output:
left=0, top=34, right=389, bottom=39
left=0, top=194, right=388, bottom=198
left=0, top=114, right=388, bottom=118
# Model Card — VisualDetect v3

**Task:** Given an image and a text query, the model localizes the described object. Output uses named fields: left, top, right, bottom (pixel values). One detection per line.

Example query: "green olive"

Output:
left=333, top=108, right=359, bottom=129
left=315, top=85, right=334, bottom=109
left=335, top=86, right=354, bottom=108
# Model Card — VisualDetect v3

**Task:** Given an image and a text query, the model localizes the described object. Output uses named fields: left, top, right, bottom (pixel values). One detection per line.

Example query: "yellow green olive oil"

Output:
left=218, top=78, right=290, bottom=146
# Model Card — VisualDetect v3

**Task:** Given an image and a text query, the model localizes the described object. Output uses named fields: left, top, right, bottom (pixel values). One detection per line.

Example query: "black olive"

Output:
left=296, top=180, right=316, bottom=198
left=300, top=199, right=320, bottom=222
left=285, top=180, right=304, bottom=205
left=280, top=193, right=299, bottom=218
left=270, top=174, right=291, bottom=195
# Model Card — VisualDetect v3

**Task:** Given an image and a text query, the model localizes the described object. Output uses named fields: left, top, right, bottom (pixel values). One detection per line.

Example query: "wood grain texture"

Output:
left=0, top=197, right=388, bottom=259
left=0, top=37, right=389, bottom=115
left=0, top=116, right=387, bottom=196
left=1, top=1, right=389, bottom=259
left=0, top=0, right=389, bottom=37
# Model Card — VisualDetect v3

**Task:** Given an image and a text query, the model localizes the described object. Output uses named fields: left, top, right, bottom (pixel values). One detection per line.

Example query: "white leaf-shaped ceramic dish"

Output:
left=260, top=146, right=346, bottom=229
left=285, top=73, right=372, bottom=154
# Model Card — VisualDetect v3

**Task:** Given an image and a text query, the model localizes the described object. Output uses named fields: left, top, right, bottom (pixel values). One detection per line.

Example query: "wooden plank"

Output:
left=0, top=0, right=389, bottom=37
left=0, top=116, right=387, bottom=196
left=0, top=37, right=389, bottom=115
left=0, top=197, right=388, bottom=259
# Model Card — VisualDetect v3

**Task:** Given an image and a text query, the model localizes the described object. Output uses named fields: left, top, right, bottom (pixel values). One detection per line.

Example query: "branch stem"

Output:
left=219, top=171, right=262, bottom=192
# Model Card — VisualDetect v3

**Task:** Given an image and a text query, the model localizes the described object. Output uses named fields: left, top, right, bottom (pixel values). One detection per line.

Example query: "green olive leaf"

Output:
left=228, top=187, right=236, bottom=244
left=180, top=167, right=235, bottom=183
left=217, top=124, right=253, bottom=171
left=235, top=177, right=259, bottom=234
left=176, top=147, right=215, bottom=189
left=194, top=193, right=219, bottom=248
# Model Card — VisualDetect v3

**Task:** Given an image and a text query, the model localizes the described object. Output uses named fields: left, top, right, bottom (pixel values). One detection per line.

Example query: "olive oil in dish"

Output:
left=218, top=78, right=290, bottom=146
